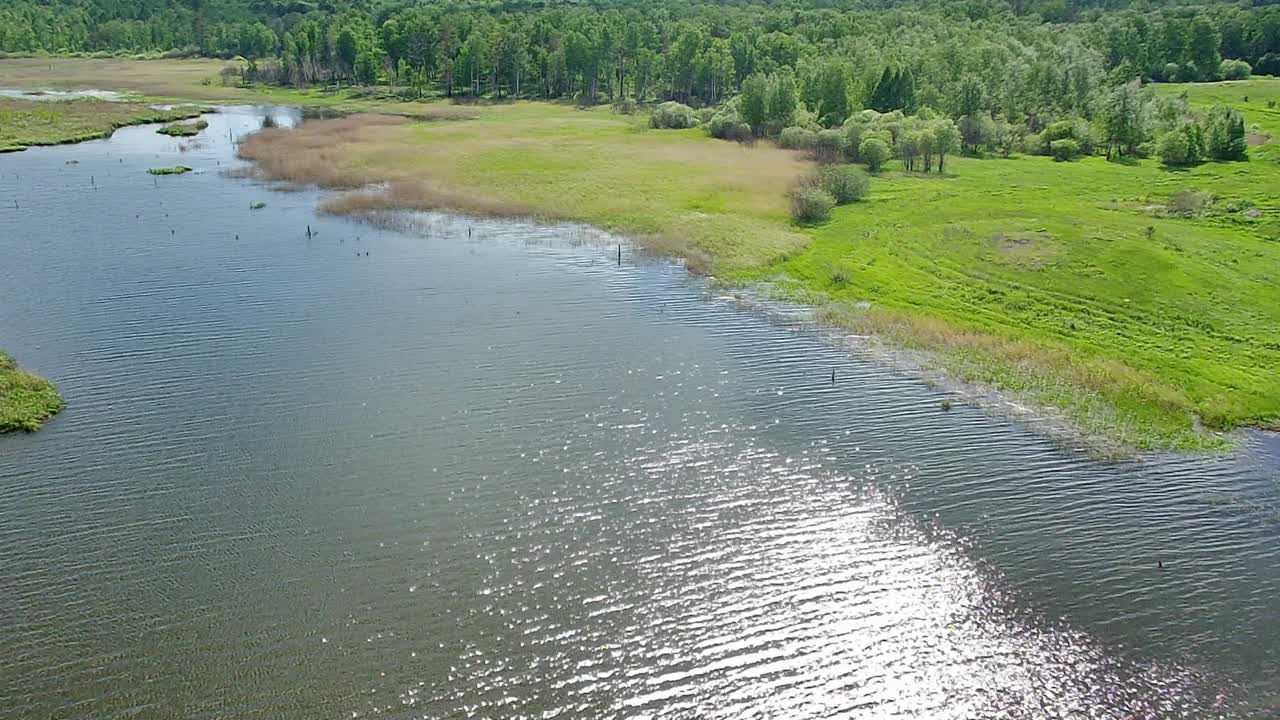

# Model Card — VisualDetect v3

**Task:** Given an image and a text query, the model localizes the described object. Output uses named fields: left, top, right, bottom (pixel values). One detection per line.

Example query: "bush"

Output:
left=1219, top=59, right=1252, bottom=81
left=813, top=129, right=846, bottom=163
left=1023, top=131, right=1047, bottom=155
left=788, top=186, right=836, bottom=225
left=1157, top=122, right=1205, bottom=166
left=1168, top=189, right=1213, bottom=215
left=707, top=104, right=752, bottom=141
left=779, top=126, right=816, bottom=150
left=858, top=137, right=892, bottom=171
left=817, top=165, right=869, bottom=204
left=1205, top=106, right=1247, bottom=161
left=1049, top=138, right=1080, bottom=161
left=649, top=101, right=696, bottom=129
left=1162, top=62, right=1181, bottom=82
left=842, top=121, right=868, bottom=161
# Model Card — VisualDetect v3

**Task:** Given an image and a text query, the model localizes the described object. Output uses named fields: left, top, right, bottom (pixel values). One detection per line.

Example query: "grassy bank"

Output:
left=5, top=58, right=1278, bottom=449
left=238, top=104, right=810, bottom=272
left=0, top=352, right=63, bottom=433
left=0, top=96, right=203, bottom=152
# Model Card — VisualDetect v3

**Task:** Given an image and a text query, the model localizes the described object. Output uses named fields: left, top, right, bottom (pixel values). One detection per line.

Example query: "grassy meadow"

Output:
left=3, top=57, right=1277, bottom=449
left=0, top=96, right=202, bottom=151
left=239, top=103, right=811, bottom=272
left=0, top=352, right=63, bottom=432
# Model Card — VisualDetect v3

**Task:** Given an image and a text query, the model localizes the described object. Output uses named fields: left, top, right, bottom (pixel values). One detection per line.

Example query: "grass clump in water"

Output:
left=157, top=122, right=200, bottom=137
left=0, top=351, right=63, bottom=433
left=147, top=165, right=192, bottom=175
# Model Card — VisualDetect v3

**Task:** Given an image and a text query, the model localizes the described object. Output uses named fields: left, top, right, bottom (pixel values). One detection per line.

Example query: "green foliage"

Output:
left=0, top=351, right=62, bottom=433
left=788, top=186, right=835, bottom=225
left=147, top=165, right=193, bottom=175
left=649, top=101, right=696, bottom=130
left=1156, top=122, right=1205, bottom=166
left=813, top=128, right=846, bottom=163
left=156, top=122, right=199, bottom=136
left=706, top=102, right=751, bottom=141
left=958, top=112, right=996, bottom=154
left=778, top=126, right=816, bottom=150
left=859, top=136, right=892, bottom=172
left=1205, top=106, right=1247, bottom=161
left=1219, top=59, right=1252, bottom=81
left=816, top=165, right=869, bottom=204
left=0, top=98, right=201, bottom=152
left=1049, top=138, right=1081, bottom=161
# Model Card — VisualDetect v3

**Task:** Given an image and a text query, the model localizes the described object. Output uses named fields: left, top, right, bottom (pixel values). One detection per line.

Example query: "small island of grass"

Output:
left=0, top=352, right=63, bottom=433
left=156, top=122, right=200, bottom=137
left=148, top=165, right=193, bottom=175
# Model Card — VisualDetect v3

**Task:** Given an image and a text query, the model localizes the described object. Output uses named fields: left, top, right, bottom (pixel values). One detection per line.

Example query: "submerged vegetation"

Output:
left=147, top=165, right=192, bottom=175
left=0, top=352, right=62, bottom=433
left=0, top=97, right=201, bottom=152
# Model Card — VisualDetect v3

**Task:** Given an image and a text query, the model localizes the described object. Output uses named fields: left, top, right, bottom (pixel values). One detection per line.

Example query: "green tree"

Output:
left=931, top=121, right=961, bottom=172
left=859, top=136, right=891, bottom=172
left=1100, top=79, right=1149, bottom=159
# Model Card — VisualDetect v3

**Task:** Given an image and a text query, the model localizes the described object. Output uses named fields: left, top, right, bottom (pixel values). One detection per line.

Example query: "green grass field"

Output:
left=744, top=78, right=1280, bottom=449
left=0, top=352, right=63, bottom=432
left=0, top=96, right=202, bottom=151
left=3, top=57, right=1276, bottom=449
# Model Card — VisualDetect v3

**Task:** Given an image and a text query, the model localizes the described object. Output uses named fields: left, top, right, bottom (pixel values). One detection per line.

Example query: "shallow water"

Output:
left=1, top=106, right=1277, bottom=719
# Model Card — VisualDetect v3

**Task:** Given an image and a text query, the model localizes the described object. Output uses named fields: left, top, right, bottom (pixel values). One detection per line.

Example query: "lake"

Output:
left=1, top=105, right=1277, bottom=719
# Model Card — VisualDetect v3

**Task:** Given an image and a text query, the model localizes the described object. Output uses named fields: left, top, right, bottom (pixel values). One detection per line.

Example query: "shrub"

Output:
left=1162, top=62, right=1181, bottom=82
left=1168, top=189, right=1213, bottom=215
left=649, top=101, right=696, bottom=129
left=842, top=121, right=868, bottom=161
left=1023, top=131, right=1047, bottom=155
left=817, top=165, right=869, bottom=204
left=1157, top=122, right=1205, bottom=166
left=813, top=129, right=847, bottom=163
left=1219, top=59, right=1252, bottom=81
left=788, top=186, right=836, bottom=225
left=1205, top=106, right=1247, bottom=161
left=707, top=104, right=752, bottom=141
left=858, top=137, right=891, bottom=171
left=1049, top=138, right=1080, bottom=161
left=779, top=126, right=816, bottom=150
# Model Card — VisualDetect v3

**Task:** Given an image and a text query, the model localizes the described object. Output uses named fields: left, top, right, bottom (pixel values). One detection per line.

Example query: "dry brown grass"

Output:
left=237, top=114, right=407, bottom=188
left=319, top=180, right=548, bottom=220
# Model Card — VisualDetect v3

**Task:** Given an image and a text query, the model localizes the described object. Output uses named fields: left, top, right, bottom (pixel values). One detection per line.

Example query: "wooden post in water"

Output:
left=831, top=368, right=836, bottom=385
left=617, top=244, right=622, bottom=266
left=307, top=224, right=313, bottom=239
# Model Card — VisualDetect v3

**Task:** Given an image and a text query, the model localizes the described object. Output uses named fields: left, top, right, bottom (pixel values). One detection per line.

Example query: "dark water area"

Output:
left=1, top=106, right=1278, bottom=719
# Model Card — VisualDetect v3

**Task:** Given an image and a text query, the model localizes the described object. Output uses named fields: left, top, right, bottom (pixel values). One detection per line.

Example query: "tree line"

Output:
left=2, top=2, right=1279, bottom=114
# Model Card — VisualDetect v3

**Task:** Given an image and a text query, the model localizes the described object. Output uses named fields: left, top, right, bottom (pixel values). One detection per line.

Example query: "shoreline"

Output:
left=0, top=95, right=207, bottom=153
left=228, top=109, right=1265, bottom=455
left=3, top=63, right=1275, bottom=451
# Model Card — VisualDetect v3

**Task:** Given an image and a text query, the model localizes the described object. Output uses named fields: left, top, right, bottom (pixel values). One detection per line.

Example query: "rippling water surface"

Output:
left=1, top=107, right=1278, bottom=719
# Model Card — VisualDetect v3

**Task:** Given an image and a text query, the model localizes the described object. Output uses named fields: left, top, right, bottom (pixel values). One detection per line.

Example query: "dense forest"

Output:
left=0, top=1, right=1275, bottom=178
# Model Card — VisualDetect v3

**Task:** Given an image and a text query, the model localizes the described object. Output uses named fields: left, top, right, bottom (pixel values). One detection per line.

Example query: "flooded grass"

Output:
left=0, top=97, right=202, bottom=152
left=147, top=165, right=192, bottom=175
left=0, top=352, right=62, bottom=433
